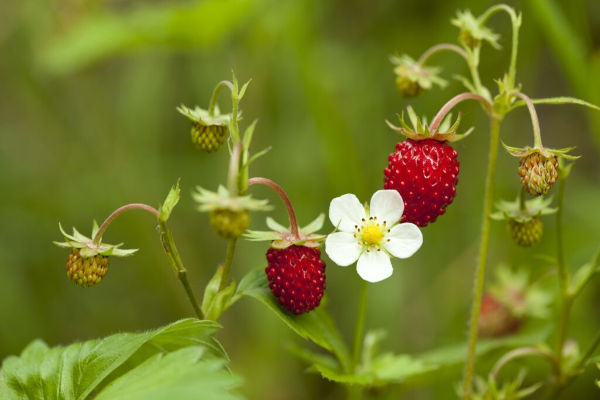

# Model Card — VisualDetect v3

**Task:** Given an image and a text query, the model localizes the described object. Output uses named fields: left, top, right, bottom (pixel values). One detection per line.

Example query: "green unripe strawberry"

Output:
left=395, top=76, right=423, bottom=98
left=66, top=248, right=109, bottom=287
left=508, top=217, right=542, bottom=247
left=209, top=209, right=250, bottom=239
left=191, top=123, right=227, bottom=153
left=518, top=152, right=559, bottom=196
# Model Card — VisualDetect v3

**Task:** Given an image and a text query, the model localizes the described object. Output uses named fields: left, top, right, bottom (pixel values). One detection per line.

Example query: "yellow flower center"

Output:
left=360, top=221, right=385, bottom=246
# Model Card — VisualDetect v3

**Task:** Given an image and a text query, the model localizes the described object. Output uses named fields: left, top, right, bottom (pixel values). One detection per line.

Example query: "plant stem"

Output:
left=489, top=347, right=559, bottom=382
left=208, top=80, right=234, bottom=116
left=555, top=171, right=571, bottom=378
left=577, top=330, right=600, bottom=370
left=479, top=4, right=520, bottom=88
left=219, top=238, right=237, bottom=291
left=417, top=43, right=469, bottom=65
left=228, top=142, right=242, bottom=194
left=158, top=219, right=203, bottom=319
left=467, top=46, right=485, bottom=97
left=513, top=92, right=543, bottom=148
left=429, top=93, right=492, bottom=134
left=462, top=116, right=502, bottom=400
left=93, top=203, right=159, bottom=244
left=352, top=280, right=369, bottom=371
left=248, top=177, right=300, bottom=239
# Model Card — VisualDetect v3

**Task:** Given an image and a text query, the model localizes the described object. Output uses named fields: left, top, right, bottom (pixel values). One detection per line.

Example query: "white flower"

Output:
left=325, top=190, right=423, bottom=283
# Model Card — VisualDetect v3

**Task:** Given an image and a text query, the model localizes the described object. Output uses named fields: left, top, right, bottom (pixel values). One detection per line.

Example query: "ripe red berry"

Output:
left=265, top=245, right=326, bottom=315
left=479, top=294, right=521, bottom=338
left=384, top=139, right=459, bottom=227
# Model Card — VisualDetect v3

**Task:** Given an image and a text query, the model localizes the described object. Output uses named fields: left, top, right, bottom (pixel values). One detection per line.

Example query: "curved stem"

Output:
left=489, top=347, right=559, bottom=382
left=479, top=4, right=520, bottom=87
left=219, top=238, right=238, bottom=291
left=513, top=92, right=543, bottom=148
left=248, top=177, right=300, bottom=239
left=429, top=93, right=492, bottom=134
left=208, top=80, right=234, bottom=116
left=158, top=219, right=203, bottom=319
left=462, top=116, right=502, bottom=400
left=418, top=43, right=469, bottom=65
left=555, top=172, right=571, bottom=376
left=93, top=203, right=159, bottom=244
left=352, top=280, right=369, bottom=371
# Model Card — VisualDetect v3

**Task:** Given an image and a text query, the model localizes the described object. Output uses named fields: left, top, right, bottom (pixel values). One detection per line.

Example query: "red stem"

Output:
left=248, top=177, right=300, bottom=239
left=429, top=92, right=492, bottom=134
left=93, top=203, right=159, bottom=244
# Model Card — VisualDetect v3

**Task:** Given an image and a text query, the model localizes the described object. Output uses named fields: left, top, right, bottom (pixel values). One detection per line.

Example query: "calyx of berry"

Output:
left=193, top=185, right=271, bottom=213
left=386, top=106, right=473, bottom=142
left=177, top=104, right=234, bottom=128
left=451, top=9, right=500, bottom=49
left=390, top=55, right=447, bottom=97
left=54, top=222, right=138, bottom=257
left=491, top=195, right=556, bottom=223
left=502, top=143, right=579, bottom=160
left=245, top=214, right=326, bottom=249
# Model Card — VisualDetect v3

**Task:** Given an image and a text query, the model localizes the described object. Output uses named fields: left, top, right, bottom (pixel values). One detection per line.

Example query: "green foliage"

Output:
left=237, top=267, right=352, bottom=372
left=159, top=181, right=181, bottom=223
left=0, top=319, right=238, bottom=400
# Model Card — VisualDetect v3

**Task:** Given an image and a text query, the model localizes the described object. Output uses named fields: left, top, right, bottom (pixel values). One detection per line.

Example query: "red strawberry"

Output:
left=384, top=139, right=459, bottom=227
left=478, top=294, right=521, bottom=338
left=265, top=245, right=326, bottom=315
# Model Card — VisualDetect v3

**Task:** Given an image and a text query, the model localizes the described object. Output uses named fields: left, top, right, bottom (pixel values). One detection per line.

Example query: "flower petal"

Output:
left=329, top=194, right=366, bottom=232
left=356, top=250, right=393, bottom=282
left=369, top=190, right=404, bottom=225
left=384, top=223, right=423, bottom=259
left=325, top=232, right=362, bottom=266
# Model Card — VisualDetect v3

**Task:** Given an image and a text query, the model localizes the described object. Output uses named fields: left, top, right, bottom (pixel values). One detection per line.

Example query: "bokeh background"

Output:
left=1, top=0, right=600, bottom=398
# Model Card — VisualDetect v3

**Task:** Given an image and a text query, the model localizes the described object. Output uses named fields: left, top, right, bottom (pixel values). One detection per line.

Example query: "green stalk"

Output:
left=208, top=80, right=234, bottom=116
left=554, top=171, right=571, bottom=379
left=158, top=219, right=203, bottom=319
left=218, top=238, right=238, bottom=291
left=352, top=280, right=369, bottom=370
left=462, top=116, right=502, bottom=399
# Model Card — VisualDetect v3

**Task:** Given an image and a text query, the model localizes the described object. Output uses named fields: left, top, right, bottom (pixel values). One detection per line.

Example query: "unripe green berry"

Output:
left=191, top=123, right=227, bottom=153
left=508, top=217, right=543, bottom=247
left=518, top=153, right=559, bottom=196
left=395, top=76, right=422, bottom=98
left=459, top=29, right=480, bottom=49
left=209, top=209, right=250, bottom=239
left=66, top=248, right=109, bottom=287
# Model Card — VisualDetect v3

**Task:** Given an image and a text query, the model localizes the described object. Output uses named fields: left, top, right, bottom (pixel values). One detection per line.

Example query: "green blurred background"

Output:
left=1, top=0, right=600, bottom=398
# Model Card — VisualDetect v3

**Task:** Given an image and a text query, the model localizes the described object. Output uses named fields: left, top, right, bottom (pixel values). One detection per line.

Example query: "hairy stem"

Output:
left=248, top=177, right=300, bottom=239
left=555, top=172, right=571, bottom=377
left=158, top=220, right=203, bottom=319
left=219, top=238, right=238, bottom=291
left=467, top=46, right=485, bottom=97
left=228, top=142, right=242, bottom=194
left=479, top=4, right=520, bottom=88
left=208, top=80, right=234, bottom=116
left=462, top=116, right=502, bottom=399
left=418, top=43, right=469, bottom=65
left=352, top=280, right=369, bottom=371
left=513, top=92, right=543, bottom=148
left=429, top=93, right=492, bottom=134
left=94, top=203, right=159, bottom=244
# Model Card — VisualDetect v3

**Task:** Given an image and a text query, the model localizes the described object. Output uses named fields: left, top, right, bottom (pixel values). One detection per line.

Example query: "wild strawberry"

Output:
left=491, top=195, right=556, bottom=247
left=384, top=139, right=459, bottom=226
left=66, top=248, right=109, bottom=287
left=177, top=104, right=233, bottom=153
left=451, top=10, right=500, bottom=50
left=265, top=245, right=326, bottom=314
left=55, top=222, right=137, bottom=287
left=193, top=185, right=271, bottom=239
left=390, top=55, right=446, bottom=98
left=508, top=217, right=542, bottom=247
left=518, top=153, right=558, bottom=196
left=478, top=293, right=521, bottom=338
left=209, top=209, right=250, bottom=239
left=384, top=108, right=470, bottom=227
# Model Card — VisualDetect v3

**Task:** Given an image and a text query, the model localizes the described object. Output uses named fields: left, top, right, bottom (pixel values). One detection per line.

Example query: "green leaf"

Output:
left=508, top=97, right=600, bottom=112
left=201, top=267, right=238, bottom=321
left=159, top=180, right=181, bottom=222
left=304, top=325, right=551, bottom=386
left=237, top=267, right=351, bottom=372
left=0, top=319, right=227, bottom=400
left=94, top=347, right=241, bottom=400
